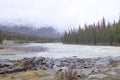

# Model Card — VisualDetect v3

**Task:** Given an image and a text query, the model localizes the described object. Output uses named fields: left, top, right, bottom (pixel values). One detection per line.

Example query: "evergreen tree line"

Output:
left=63, top=17, right=120, bottom=45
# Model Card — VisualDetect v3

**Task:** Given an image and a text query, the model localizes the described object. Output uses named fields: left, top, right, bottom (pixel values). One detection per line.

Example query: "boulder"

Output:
left=112, top=56, right=120, bottom=62
left=89, top=74, right=108, bottom=79
left=0, top=60, right=14, bottom=68
left=95, top=58, right=110, bottom=66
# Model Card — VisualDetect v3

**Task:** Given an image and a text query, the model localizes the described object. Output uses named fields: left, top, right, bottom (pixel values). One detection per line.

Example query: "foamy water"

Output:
left=0, top=43, right=120, bottom=60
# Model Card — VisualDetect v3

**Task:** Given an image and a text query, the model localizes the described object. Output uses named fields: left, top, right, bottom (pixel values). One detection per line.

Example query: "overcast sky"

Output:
left=0, top=0, right=120, bottom=31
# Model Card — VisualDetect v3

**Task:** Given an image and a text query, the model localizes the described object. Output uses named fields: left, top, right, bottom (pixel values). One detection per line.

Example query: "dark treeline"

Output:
left=63, top=17, right=120, bottom=45
left=0, top=30, right=61, bottom=43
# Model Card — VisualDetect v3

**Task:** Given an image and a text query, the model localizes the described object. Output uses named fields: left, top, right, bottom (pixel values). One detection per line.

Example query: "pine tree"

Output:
left=62, top=17, right=120, bottom=45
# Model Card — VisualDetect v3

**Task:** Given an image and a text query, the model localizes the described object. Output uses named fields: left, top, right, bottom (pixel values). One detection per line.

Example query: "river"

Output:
left=0, top=43, right=120, bottom=60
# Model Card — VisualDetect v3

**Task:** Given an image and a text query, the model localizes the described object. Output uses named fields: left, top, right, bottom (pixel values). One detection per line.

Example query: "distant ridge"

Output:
left=0, top=24, right=61, bottom=38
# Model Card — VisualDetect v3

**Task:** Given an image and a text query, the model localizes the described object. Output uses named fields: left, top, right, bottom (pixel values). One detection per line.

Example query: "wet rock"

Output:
left=54, top=66, right=67, bottom=73
left=98, top=67, right=110, bottom=72
left=13, top=67, right=26, bottom=72
left=89, top=74, right=108, bottom=79
left=107, top=71, right=118, bottom=76
left=0, top=71, right=4, bottom=74
left=0, top=67, right=26, bottom=74
left=0, top=56, right=120, bottom=76
left=0, top=59, right=14, bottom=68
left=45, top=59, right=54, bottom=69
left=84, top=69, right=93, bottom=76
left=95, top=58, right=110, bottom=66
left=112, top=56, right=120, bottom=62
left=77, top=74, right=86, bottom=79
left=0, top=46, right=4, bottom=49
left=15, top=78, right=24, bottom=80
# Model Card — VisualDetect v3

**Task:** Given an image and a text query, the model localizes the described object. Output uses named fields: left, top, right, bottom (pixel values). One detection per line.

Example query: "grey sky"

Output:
left=0, top=0, right=120, bottom=31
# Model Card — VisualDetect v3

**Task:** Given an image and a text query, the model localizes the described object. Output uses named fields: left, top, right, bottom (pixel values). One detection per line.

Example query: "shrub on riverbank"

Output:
left=59, top=69, right=78, bottom=80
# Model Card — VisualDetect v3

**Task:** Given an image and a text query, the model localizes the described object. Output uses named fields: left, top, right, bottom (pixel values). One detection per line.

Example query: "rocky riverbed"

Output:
left=0, top=56, right=120, bottom=80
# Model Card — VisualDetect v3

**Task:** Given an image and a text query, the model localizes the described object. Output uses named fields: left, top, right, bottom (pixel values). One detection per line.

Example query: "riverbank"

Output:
left=64, top=42, right=120, bottom=46
left=0, top=56, right=120, bottom=80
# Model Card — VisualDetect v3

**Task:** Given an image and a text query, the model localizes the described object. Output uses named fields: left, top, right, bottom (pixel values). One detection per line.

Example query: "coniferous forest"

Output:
left=63, top=17, right=120, bottom=45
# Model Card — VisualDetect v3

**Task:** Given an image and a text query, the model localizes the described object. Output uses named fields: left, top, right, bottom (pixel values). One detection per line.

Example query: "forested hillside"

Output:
left=0, top=29, right=61, bottom=44
left=0, top=25, right=61, bottom=38
left=63, top=17, right=120, bottom=45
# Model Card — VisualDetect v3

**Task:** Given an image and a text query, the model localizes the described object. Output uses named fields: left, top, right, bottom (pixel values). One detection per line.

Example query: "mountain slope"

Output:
left=0, top=24, right=61, bottom=38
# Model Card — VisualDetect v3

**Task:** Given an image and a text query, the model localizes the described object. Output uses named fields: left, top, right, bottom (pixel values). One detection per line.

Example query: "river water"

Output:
left=0, top=43, right=120, bottom=60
